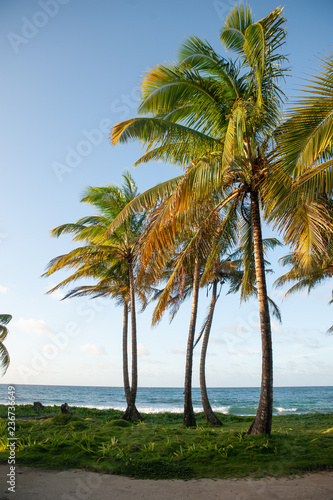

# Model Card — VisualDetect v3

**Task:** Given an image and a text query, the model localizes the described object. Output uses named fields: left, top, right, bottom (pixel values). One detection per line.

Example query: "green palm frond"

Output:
left=112, top=117, right=221, bottom=165
left=276, top=53, right=333, bottom=176
left=0, top=314, right=12, bottom=327
left=0, top=315, right=11, bottom=375
left=0, top=343, right=10, bottom=375
left=272, top=193, right=332, bottom=270
left=45, top=172, right=149, bottom=309
left=267, top=296, right=282, bottom=322
left=149, top=201, right=225, bottom=324
left=178, top=36, right=241, bottom=98
left=0, top=324, right=9, bottom=342
left=106, top=175, right=183, bottom=235
left=139, top=64, right=229, bottom=123
left=221, top=5, right=287, bottom=128
left=220, top=3, right=254, bottom=54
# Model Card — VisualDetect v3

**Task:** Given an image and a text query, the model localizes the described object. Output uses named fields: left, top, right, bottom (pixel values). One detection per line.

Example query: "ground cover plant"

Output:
left=0, top=405, right=332, bottom=479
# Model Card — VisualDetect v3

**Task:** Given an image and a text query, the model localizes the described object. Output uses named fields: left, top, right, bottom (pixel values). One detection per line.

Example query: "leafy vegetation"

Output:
left=0, top=405, right=332, bottom=479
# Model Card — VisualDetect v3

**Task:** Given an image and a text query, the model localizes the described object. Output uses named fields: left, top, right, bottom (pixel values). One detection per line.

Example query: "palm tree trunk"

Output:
left=200, top=280, right=223, bottom=425
left=122, top=260, right=142, bottom=421
left=122, top=301, right=131, bottom=405
left=247, top=188, right=273, bottom=435
left=183, top=257, right=200, bottom=427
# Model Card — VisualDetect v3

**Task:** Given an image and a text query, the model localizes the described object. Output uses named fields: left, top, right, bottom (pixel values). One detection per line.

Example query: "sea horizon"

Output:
left=1, top=383, right=331, bottom=389
left=1, top=384, right=332, bottom=416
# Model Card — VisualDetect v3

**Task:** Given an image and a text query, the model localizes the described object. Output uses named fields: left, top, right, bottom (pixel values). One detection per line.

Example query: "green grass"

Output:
left=0, top=405, right=332, bottom=479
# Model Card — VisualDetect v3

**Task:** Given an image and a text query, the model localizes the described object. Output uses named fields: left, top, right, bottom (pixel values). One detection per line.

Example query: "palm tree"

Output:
left=0, top=314, right=11, bottom=375
left=110, top=5, right=288, bottom=433
left=196, top=257, right=241, bottom=426
left=142, top=189, right=226, bottom=427
left=59, top=267, right=136, bottom=411
left=44, top=173, right=145, bottom=420
left=196, top=232, right=282, bottom=425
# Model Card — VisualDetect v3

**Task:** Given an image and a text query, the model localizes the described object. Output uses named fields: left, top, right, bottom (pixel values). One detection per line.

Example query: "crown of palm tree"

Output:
left=43, top=172, right=146, bottom=302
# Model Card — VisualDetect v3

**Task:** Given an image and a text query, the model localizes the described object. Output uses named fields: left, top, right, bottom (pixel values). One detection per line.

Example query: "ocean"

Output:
left=0, top=385, right=332, bottom=416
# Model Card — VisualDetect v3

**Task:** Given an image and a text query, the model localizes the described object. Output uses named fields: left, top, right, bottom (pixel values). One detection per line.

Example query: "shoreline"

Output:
left=1, top=466, right=333, bottom=500
left=1, top=403, right=333, bottom=417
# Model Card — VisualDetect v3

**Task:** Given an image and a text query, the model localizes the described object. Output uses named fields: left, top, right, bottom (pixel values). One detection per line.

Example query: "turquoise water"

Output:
left=1, top=385, right=332, bottom=416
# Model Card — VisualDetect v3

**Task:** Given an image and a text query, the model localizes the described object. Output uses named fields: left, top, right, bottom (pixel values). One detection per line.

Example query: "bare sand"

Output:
left=1, top=466, right=333, bottom=500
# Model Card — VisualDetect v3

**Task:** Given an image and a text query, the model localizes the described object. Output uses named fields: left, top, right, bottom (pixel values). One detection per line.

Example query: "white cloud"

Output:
left=210, top=338, right=226, bottom=345
left=0, top=285, right=8, bottom=294
left=13, top=318, right=52, bottom=335
left=80, top=344, right=106, bottom=355
left=137, top=343, right=149, bottom=357
left=271, top=320, right=282, bottom=334
left=171, top=347, right=186, bottom=355
left=239, top=347, right=260, bottom=356
left=46, top=283, right=65, bottom=300
left=127, top=343, right=150, bottom=357
left=50, top=289, right=65, bottom=300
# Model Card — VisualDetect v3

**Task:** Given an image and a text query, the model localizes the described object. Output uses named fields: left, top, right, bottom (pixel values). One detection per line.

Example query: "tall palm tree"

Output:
left=58, top=267, right=137, bottom=411
left=110, top=5, right=288, bottom=433
left=196, top=257, right=241, bottom=426
left=44, top=173, right=145, bottom=420
left=142, top=188, right=226, bottom=427
left=196, top=233, right=281, bottom=426
left=0, top=314, right=11, bottom=375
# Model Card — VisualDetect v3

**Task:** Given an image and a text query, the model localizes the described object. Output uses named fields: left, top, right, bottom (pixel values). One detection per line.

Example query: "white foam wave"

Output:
left=136, top=407, right=184, bottom=414
left=92, top=406, right=186, bottom=413
left=275, top=407, right=298, bottom=413
left=92, top=406, right=232, bottom=414
left=211, top=406, right=231, bottom=414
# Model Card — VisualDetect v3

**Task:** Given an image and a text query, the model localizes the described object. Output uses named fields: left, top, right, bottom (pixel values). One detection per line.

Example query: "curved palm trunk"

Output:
left=247, top=188, right=273, bottom=435
left=183, top=257, right=200, bottom=427
left=122, top=301, right=131, bottom=404
left=200, top=280, right=223, bottom=425
left=122, top=260, right=142, bottom=421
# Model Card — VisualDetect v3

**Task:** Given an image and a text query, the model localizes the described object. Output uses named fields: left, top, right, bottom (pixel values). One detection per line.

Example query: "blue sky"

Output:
left=0, top=0, right=332, bottom=389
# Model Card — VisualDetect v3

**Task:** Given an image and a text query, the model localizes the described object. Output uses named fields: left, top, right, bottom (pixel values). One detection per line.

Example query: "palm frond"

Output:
left=276, top=53, right=333, bottom=177
left=0, top=343, right=10, bottom=375
left=220, top=4, right=254, bottom=54
left=0, top=314, right=12, bottom=327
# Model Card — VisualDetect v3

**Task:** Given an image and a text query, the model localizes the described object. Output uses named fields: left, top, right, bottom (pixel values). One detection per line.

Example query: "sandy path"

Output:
left=1, top=466, right=333, bottom=500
